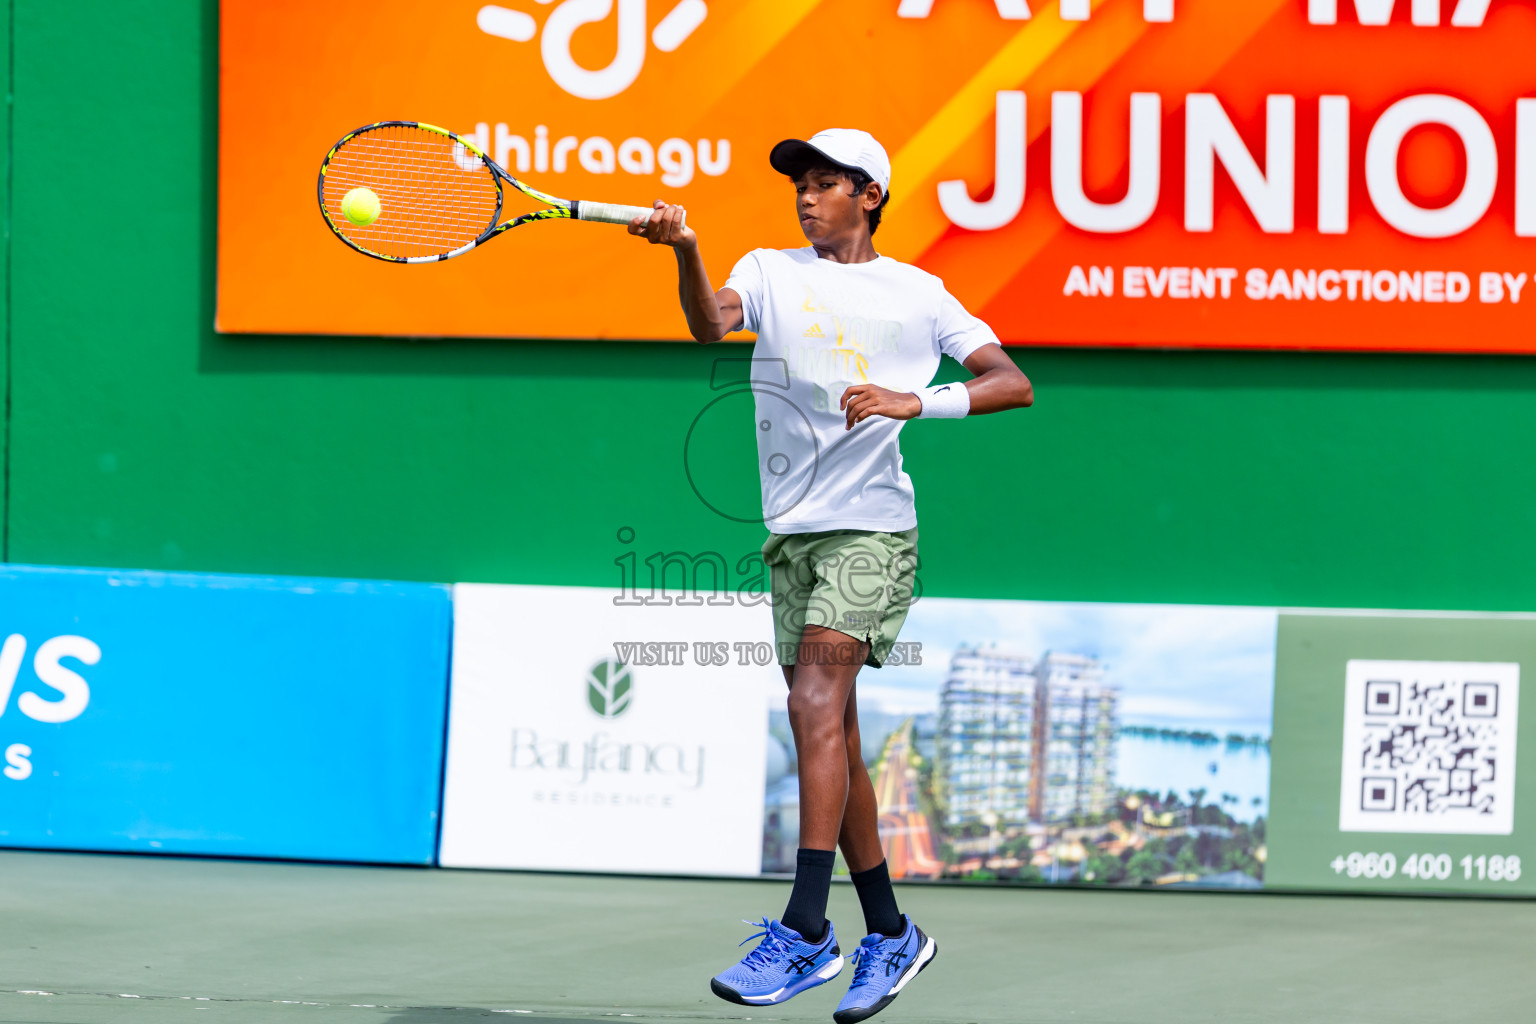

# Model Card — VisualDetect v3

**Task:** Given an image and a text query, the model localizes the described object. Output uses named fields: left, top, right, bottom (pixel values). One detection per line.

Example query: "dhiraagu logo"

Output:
left=477, top=0, right=709, bottom=100
left=586, top=657, right=633, bottom=719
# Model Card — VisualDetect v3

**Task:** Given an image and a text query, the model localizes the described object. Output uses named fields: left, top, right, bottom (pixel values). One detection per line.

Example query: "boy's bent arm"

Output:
left=959, top=343, right=1034, bottom=413
left=629, top=201, right=742, bottom=344
left=840, top=344, right=1033, bottom=429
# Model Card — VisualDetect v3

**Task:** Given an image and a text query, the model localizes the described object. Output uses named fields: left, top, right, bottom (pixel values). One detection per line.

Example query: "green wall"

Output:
left=7, top=0, right=1536, bottom=610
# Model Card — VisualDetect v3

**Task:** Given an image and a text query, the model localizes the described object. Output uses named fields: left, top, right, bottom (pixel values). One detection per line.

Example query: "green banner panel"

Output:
left=1268, top=612, right=1534, bottom=895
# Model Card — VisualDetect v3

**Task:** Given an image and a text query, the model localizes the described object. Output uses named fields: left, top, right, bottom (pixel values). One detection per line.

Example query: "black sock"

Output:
left=781, top=848, right=836, bottom=942
left=850, top=860, right=904, bottom=938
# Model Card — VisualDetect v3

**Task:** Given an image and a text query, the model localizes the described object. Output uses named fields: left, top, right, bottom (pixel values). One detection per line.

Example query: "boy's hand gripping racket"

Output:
left=317, top=121, right=680, bottom=263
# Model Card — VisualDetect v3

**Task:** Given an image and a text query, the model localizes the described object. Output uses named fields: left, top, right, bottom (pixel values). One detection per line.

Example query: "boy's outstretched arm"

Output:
left=629, top=200, right=743, bottom=344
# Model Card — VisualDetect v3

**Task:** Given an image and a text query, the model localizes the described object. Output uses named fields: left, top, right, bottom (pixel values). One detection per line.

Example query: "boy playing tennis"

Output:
left=629, top=129, right=1033, bottom=1022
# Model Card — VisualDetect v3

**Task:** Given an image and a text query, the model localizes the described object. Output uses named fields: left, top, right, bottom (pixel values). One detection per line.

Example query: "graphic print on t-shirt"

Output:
left=723, top=247, right=999, bottom=534
left=790, top=284, right=906, bottom=414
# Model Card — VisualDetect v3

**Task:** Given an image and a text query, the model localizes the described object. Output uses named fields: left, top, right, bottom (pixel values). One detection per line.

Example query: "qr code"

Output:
left=1339, top=660, right=1520, bottom=835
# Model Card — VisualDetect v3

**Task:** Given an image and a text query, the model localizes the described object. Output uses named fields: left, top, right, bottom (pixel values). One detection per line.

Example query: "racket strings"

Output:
left=321, top=124, right=501, bottom=260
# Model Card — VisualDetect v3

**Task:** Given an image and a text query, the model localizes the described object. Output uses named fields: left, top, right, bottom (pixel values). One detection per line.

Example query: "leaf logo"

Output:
left=586, top=658, right=633, bottom=718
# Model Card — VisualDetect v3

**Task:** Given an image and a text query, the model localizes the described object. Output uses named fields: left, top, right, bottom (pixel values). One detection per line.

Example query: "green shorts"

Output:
left=762, top=527, right=919, bottom=669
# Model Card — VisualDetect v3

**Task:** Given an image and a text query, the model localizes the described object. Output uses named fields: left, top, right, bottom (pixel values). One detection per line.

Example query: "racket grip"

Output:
left=575, top=201, right=686, bottom=231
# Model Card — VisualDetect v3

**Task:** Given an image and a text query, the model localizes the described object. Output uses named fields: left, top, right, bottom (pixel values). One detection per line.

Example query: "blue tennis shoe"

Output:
left=833, top=915, right=938, bottom=1023
left=710, top=917, right=844, bottom=1006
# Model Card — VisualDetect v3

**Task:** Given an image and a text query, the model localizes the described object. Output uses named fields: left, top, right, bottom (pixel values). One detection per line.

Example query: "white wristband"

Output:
left=917, top=383, right=970, bottom=419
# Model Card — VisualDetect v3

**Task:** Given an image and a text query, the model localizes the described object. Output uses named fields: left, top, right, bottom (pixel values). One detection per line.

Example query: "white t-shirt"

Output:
left=722, top=246, right=1001, bottom=534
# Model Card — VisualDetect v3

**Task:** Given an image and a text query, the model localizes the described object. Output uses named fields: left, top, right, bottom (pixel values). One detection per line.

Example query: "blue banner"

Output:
left=0, top=565, right=451, bottom=863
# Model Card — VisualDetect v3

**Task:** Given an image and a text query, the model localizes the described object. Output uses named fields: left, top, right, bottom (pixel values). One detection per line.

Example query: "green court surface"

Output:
left=0, top=851, right=1527, bottom=1024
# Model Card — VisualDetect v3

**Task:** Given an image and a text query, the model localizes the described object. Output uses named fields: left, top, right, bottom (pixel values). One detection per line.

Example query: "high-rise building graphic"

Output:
left=936, top=646, right=1118, bottom=830
left=935, top=647, right=1037, bottom=830
left=1035, top=652, right=1118, bottom=823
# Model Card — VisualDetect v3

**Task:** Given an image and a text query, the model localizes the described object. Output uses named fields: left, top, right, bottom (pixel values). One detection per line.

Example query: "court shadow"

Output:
left=381, top=1011, right=608, bottom=1024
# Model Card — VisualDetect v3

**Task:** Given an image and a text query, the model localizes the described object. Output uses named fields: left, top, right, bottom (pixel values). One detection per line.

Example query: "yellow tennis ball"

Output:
left=341, top=187, right=381, bottom=227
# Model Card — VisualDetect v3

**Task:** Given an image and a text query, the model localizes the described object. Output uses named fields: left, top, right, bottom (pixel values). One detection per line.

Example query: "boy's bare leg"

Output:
left=780, top=626, right=898, bottom=941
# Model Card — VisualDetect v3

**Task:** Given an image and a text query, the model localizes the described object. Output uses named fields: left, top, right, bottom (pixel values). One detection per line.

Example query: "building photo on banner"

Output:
left=222, top=0, right=1536, bottom=351
left=765, top=597, right=1277, bottom=889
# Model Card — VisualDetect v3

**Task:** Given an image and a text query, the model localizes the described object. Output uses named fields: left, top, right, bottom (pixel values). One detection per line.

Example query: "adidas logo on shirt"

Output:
left=803, top=324, right=825, bottom=338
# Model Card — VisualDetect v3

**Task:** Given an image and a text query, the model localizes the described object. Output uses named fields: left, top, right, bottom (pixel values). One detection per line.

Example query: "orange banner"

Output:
left=219, top=0, right=1536, bottom=352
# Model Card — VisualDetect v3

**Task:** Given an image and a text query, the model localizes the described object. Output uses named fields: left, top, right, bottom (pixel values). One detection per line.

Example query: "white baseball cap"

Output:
left=769, top=128, right=892, bottom=194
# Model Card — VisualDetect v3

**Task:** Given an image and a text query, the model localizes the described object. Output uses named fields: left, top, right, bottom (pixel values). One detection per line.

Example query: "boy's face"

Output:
left=793, top=167, right=882, bottom=246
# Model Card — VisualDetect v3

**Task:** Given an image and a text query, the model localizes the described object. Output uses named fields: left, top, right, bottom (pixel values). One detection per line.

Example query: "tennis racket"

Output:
left=317, top=120, right=679, bottom=264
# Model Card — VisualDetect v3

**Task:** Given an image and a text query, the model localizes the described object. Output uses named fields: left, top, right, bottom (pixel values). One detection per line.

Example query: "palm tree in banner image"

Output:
left=1188, top=788, right=1207, bottom=826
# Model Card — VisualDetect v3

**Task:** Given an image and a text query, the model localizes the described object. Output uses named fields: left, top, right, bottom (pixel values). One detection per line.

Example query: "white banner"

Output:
left=439, top=583, right=772, bottom=875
